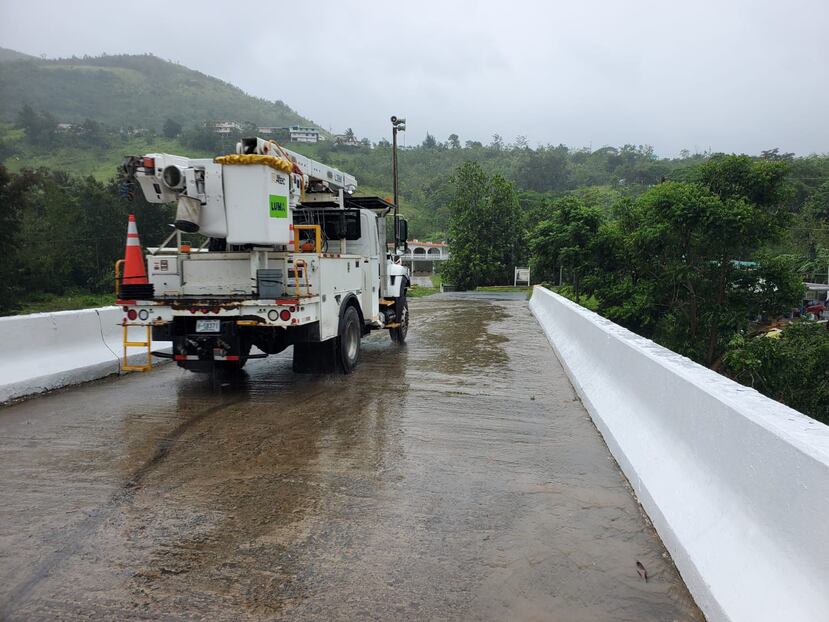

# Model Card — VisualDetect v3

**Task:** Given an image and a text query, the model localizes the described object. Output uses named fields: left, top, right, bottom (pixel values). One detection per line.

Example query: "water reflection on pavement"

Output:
left=0, top=294, right=703, bottom=621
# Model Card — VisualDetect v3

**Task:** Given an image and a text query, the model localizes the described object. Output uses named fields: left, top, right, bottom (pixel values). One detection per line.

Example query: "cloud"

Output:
left=1, top=0, right=827, bottom=154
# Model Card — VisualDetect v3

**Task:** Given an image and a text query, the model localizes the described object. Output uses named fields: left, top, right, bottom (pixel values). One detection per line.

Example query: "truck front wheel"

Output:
left=338, top=305, right=362, bottom=373
left=390, top=293, right=409, bottom=344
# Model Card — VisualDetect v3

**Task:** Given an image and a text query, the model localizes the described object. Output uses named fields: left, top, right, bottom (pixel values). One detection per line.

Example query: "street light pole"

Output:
left=390, top=115, right=405, bottom=251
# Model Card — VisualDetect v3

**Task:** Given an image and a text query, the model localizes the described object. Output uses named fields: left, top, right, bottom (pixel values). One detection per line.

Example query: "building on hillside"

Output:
left=388, top=240, right=450, bottom=274
left=56, top=123, right=77, bottom=132
left=287, top=126, right=321, bottom=143
left=205, top=120, right=243, bottom=135
left=334, top=134, right=360, bottom=147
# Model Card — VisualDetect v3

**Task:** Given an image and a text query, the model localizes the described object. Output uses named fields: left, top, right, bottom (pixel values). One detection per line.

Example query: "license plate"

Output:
left=196, top=319, right=221, bottom=333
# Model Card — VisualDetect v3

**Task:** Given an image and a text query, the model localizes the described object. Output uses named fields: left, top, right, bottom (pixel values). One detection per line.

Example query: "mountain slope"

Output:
left=0, top=46, right=37, bottom=62
left=0, top=52, right=317, bottom=131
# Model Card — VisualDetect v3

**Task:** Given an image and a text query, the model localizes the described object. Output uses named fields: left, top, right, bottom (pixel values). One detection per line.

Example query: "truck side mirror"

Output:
left=398, top=218, right=408, bottom=246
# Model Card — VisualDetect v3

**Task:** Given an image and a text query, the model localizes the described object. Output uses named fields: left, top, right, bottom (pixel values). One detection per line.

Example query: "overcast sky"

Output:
left=1, top=0, right=827, bottom=155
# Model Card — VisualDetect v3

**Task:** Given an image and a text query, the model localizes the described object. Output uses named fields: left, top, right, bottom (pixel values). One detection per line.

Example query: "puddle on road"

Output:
left=412, top=300, right=509, bottom=375
left=0, top=296, right=703, bottom=621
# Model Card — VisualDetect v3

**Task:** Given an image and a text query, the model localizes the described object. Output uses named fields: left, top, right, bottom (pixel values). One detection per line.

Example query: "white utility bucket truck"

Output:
left=118, top=137, right=410, bottom=373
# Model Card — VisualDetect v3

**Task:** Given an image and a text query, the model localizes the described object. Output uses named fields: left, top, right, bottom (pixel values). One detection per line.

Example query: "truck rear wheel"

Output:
left=337, top=305, right=362, bottom=373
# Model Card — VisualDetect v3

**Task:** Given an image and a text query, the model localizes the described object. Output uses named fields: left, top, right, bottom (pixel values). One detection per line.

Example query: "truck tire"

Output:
left=337, top=305, right=362, bottom=373
left=390, top=293, right=409, bottom=344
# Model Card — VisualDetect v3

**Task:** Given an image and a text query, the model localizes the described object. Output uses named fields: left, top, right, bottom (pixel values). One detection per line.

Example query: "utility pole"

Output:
left=391, top=115, right=406, bottom=251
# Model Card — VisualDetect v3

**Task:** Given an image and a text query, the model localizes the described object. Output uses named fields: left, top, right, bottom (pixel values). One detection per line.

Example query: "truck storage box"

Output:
left=224, top=165, right=291, bottom=245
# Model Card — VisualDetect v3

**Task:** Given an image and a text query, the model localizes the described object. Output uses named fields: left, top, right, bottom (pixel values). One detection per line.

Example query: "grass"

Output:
left=475, top=285, right=532, bottom=295
left=2, top=130, right=212, bottom=181
left=407, top=274, right=441, bottom=298
left=11, top=290, right=115, bottom=315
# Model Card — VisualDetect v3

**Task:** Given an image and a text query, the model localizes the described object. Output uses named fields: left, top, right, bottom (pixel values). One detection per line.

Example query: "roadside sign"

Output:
left=514, top=267, right=530, bottom=286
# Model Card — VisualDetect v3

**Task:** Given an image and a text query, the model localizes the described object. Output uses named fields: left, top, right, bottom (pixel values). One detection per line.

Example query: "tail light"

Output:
left=279, top=309, right=291, bottom=321
left=127, top=309, right=138, bottom=321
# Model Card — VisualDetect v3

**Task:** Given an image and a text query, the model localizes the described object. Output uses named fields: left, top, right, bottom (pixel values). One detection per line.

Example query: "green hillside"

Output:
left=0, top=51, right=318, bottom=131
left=0, top=46, right=37, bottom=62
left=0, top=123, right=211, bottom=180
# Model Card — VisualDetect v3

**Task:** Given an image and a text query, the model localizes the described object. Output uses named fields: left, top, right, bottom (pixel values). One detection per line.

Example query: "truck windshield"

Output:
left=294, top=209, right=362, bottom=241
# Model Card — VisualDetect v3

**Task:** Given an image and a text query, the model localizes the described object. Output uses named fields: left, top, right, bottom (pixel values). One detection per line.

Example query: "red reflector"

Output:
left=143, top=156, right=155, bottom=170
left=174, top=354, right=186, bottom=361
left=279, top=309, right=291, bottom=321
left=127, top=309, right=138, bottom=321
left=225, top=355, right=240, bottom=361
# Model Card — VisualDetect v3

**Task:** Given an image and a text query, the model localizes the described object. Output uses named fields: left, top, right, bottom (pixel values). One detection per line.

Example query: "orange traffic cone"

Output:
left=119, top=214, right=154, bottom=300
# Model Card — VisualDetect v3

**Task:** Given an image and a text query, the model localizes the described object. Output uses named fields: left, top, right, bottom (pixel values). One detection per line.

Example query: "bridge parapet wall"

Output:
left=0, top=307, right=168, bottom=403
left=530, top=286, right=829, bottom=622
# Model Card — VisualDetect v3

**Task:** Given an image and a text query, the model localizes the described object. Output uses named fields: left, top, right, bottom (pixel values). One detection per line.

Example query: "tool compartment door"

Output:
left=318, top=256, right=363, bottom=340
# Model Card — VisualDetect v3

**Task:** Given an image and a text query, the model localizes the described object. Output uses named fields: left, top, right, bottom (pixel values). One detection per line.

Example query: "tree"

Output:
left=443, top=162, right=522, bottom=289
left=514, top=145, right=570, bottom=192
left=804, top=180, right=829, bottom=220
left=0, top=166, right=30, bottom=312
left=163, top=118, right=182, bottom=138
left=80, top=118, right=108, bottom=147
left=760, top=147, right=794, bottom=161
left=592, top=157, right=801, bottom=367
left=16, top=104, right=56, bottom=145
left=447, top=134, right=460, bottom=149
left=724, top=322, right=829, bottom=423
left=529, top=196, right=603, bottom=301
left=422, top=133, right=437, bottom=149
left=181, top=125, right=223, bottom=153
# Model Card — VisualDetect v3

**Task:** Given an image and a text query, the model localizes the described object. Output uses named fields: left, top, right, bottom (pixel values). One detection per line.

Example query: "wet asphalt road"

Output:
left=0, top=294, right=703, bottom=621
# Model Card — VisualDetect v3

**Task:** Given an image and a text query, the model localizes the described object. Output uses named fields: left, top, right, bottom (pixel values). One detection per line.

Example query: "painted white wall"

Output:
left=0, top=307, right=170, bottom=403
left=529, top=286, right=829, bottom=622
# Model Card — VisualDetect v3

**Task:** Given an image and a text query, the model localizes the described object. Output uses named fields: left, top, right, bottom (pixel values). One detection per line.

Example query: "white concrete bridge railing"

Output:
left=530, top=285, right=829, bottom=622
left=0, top=307, right=170, bottom=403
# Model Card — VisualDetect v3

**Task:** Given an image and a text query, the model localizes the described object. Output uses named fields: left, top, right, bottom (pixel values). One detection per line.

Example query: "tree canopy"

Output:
left=442, top=162, right=521, bottom=289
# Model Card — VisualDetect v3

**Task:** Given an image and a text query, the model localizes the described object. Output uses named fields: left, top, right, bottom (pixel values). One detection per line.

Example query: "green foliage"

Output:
left=695, top=154, right=791, bottom=211
left=590, top=164, right=802, bottom=366
left=529, top=196, right=604, bottom=300
left=724, top=323, right=829, bottom=423
left=422, top=133, right=437, bottom=149
left=804, top=180, right=829, bottom=220
left=442, top=162, right=522, bottom=289
left=1, top=121, right=212, bottom=181
left=162, top=117, right=182, bottom=138
left=0, top=166, right=174, bottom=313
left=13, top=290, right=116, bottom=315
left=0, top=164, right=30, bottom=312
left=16, top=104, right=56, bottom=145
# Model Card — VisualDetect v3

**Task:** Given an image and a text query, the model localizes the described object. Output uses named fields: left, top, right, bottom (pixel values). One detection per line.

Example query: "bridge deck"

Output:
left=0, top=294, right=702, bottom=620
